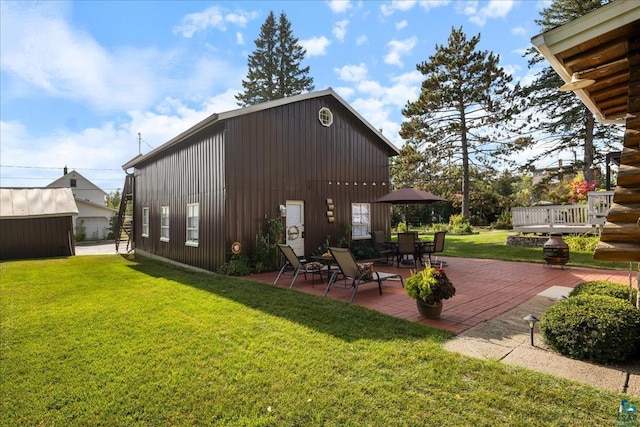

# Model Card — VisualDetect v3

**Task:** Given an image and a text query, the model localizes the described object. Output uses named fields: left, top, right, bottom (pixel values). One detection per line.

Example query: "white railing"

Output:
left=511, top=191, right=614, bottom=232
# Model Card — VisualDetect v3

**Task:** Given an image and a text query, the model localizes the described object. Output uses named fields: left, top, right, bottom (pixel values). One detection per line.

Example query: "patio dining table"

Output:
left=384, top=239, right=432, bottom=266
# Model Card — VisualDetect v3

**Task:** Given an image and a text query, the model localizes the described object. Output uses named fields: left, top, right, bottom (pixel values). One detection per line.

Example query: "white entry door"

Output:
left=285, top=200, right=305, bottom=257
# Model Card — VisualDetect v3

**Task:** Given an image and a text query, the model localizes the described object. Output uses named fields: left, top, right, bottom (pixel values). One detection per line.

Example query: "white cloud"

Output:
left=236, top=32, right=245, bottom=45
left=466, top=0, right=514, bottom=26
left=333, top=86, right=356, bottom=99
left=511, top=26, right=526, bottom=36
left=384, top=37, right=418, bottom=67
left=0, top=2, right=241, bottom=113
left=0, top=89, right=241, bottom=189
left=396, top=20, right=408, bottom=30
left=0, top=2, right=165, bottom=111
left=382, top=1, right=449, bottom=16
left=356, top=35, right=368, bottom=45
left=418, top=0, right=451, bottom=12
left=173, top=6, right=258, bottom=38
left=300, top=36, right=331, bottom=56
left=334, top=63, right=368, bottom=82
left=327, top=0, right=352, bottom=13
left=333, top=20, right=349, bottom=42
left=381, top=0, right=417, bottom=16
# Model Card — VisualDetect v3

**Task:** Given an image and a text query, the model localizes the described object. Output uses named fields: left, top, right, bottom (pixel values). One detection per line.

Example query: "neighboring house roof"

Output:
left=0, top=188, right=79, bottom=219
left=47, top=169, right=107, bottom=196
left=531, top=1, right=640, bottom=124
left=123, top=88, right=401, bottom=170
left=75, top=199, right=118, bottom=214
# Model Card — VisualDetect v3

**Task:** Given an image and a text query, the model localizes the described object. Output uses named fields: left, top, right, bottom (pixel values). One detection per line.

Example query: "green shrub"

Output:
left=351, top=245, right=378, bottom=261
left=492, top=210, right=512, bottom=230
left=75, top=219, right=87, bottom=241
left=564, top=235, right=598, bottom=252
left=217, top=254, right=253, bottom=276
left=540, top=295, right=640, bottom=363
left=569, top=280, right=637, bottom=303
left=396, top=222, right=408, bottom=233
left=448, top=214, right=473, bottom=234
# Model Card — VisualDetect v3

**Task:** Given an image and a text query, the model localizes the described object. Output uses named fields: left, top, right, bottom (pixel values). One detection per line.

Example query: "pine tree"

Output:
left=400, top=27, right=521, bottom=219
left=236, top=11, right=314, bottom=107
left=522, top=0, right=621, bottom=184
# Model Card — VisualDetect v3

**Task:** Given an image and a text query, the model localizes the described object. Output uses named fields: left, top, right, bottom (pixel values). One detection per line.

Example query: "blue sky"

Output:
left=1, top=0, right=549, bottom=192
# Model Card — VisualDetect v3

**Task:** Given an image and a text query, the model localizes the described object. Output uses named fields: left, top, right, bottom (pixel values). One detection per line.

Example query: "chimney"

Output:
left=63, top=166, right=68, bottom=175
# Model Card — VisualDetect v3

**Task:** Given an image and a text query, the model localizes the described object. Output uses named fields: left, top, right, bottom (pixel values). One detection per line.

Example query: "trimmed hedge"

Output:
left=569, top=280, right=637, bottom=303
left=540, top=295, right=640, bottom=363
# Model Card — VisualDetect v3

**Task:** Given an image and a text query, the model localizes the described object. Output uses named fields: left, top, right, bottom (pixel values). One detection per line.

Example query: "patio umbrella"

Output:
left=372, top=187, right=447, bottom=204
left=373, top=186, right=447, bottom=227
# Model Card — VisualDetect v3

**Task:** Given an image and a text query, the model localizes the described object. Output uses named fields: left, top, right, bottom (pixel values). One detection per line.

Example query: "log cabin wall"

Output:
left=595, top=32, right=640, bottom=261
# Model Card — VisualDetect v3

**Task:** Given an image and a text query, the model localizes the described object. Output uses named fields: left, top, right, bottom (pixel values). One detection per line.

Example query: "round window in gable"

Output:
left=318, top=107, right=333, bottom=127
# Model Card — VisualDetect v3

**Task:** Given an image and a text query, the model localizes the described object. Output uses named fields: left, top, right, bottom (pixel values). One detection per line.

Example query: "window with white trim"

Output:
left=142, top=207, right=149, bottom=237
left=351, top=203, right=370, bottom=239
left=160, top=206, right=170, bottom=242
left=318, top=107, right=333, bottom=127
left=186, top=203, right=199, bottom=247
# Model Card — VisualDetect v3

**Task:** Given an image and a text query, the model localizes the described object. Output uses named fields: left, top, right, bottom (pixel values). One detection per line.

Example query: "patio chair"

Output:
left=324, top=247, right=404, bottom=303
left=372, top=230, right=394, bottom=264
left=420, top=231, right=447, bottom=266
left=396, top=232, right=419, bottom=267
left=274, top=244, right=323, bottom=288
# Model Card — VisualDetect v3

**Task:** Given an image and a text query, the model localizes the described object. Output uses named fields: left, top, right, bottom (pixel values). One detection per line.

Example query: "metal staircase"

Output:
left=115, top=174, right=134, bottom=252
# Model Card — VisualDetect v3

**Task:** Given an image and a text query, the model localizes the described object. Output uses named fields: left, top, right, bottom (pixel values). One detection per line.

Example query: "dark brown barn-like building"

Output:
left=0, top=188, right=78, bottom=260
left=121, top=89, right=400, bottom=272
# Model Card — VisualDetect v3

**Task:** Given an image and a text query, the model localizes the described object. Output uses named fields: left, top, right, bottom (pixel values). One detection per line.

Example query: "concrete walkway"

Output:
left=443, top=290, right=640, bottom=396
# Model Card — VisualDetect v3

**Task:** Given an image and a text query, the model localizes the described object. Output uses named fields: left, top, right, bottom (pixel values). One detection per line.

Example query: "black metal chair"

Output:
left=324, top=247, right=404, bottom=303
left=420, top=231, right=447, bottom=266
left=372, top=230, right=394, bottom=264
left=395, top=232, right=419, bottom=267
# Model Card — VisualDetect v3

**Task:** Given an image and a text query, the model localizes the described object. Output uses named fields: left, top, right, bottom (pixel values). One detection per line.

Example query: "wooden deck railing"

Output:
left=511, top=191, right=614, bottom=234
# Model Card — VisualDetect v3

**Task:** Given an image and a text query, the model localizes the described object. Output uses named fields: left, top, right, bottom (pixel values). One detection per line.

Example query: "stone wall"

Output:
left=506, top=235, right=548, bottom=248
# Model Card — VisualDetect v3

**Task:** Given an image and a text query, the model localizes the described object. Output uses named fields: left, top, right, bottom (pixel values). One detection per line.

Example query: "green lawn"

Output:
left=417, top=230, right=627, bottom=270
left=1, top=255, right=635, bottom=426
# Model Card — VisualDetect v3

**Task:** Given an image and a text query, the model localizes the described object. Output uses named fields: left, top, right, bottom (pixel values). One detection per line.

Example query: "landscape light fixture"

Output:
left=523, top=314, right=540, bottom=346
left=559, top=73, right=595, bottom=92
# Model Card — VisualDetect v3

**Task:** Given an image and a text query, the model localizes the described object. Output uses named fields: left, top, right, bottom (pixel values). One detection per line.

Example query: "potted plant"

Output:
left=405, top=265, right=456, bottom=319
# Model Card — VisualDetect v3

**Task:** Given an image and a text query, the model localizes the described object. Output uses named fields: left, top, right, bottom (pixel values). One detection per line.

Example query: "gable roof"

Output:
left=74, top=198, right=118, bottom=214
left=0, top=188, right=79, bottom=219
left=531, top=0, right=640, bottom=124
left=123, top=88, right=400, bottom=170
left=46, top=169, right=107, bottom=196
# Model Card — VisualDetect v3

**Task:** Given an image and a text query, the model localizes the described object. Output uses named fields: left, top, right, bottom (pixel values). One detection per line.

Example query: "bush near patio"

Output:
left=569, top=280, right=638, bottom=303
left=540, top=295, right=640, bottom=363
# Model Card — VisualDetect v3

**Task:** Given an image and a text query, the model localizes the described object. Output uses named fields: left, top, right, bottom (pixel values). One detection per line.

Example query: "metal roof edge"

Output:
left=122, top=88, right=400, bottom=169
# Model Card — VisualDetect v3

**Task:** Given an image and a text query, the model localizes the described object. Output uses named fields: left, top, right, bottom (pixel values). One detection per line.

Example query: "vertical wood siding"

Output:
left=0, top=216, right=74, bottom=260
left=133, top=126, right=226, bottom=271
left=225, top=95, right=393, bottom=260
left=131, top=94, right=394, bottom=272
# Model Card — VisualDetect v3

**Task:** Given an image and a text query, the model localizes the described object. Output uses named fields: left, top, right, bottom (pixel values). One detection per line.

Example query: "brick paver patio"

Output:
left=245, top=257, right=632, bottom=334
